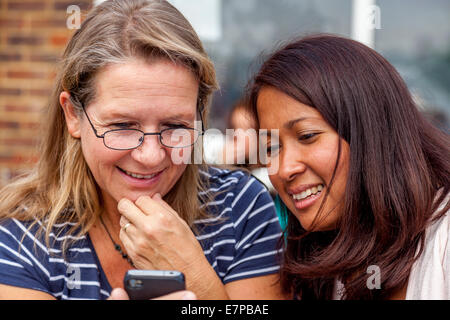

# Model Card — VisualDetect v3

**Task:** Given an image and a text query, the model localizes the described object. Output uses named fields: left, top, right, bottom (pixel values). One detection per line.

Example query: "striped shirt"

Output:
left=0, top=167, right=282, bottom=300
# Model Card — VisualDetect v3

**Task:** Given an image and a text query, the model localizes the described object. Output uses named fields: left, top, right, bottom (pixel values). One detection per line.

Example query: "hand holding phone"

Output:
left=124, top=270, right=186, bottom=300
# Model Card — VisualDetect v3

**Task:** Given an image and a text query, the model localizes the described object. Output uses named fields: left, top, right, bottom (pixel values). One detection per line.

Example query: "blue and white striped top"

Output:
left=0, top=167, right=282, bottom=299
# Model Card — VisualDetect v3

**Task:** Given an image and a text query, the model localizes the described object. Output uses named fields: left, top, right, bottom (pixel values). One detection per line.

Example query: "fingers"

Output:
left=135, top=195, right=162, bottom=216
left=117, top=198, right=148, bottom=227
left=152, top=193, right=177, bottom=214
left=117, top=194, right=189, bottom=270
left=119, top=216, right=132, bottom=231
left=118, top=195, right=183, bottom=230
left=108, top=288, right=129, bottom=300
left=118, top=196, right=167, bottom=222
left=152, top=290, right=197, bottom=300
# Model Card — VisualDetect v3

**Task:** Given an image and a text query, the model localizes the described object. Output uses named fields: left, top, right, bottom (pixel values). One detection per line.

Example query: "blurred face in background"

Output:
left=227, top=107, right=259, bottom=165
left=256, top=86, right=350, bottom=231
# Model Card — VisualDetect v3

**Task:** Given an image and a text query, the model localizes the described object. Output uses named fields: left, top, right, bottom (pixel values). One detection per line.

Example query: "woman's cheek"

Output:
left=169, top=146, right=193, bottom=165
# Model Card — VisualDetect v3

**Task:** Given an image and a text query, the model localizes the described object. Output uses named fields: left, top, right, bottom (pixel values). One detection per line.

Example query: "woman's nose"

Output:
left=131, top=134, right=166, bottom=166
left=276, top=147, right=307, bottom=182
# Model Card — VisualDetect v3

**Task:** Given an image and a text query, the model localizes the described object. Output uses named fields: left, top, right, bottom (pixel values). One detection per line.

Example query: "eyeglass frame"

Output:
left=71, top=96, right=205, bottom=151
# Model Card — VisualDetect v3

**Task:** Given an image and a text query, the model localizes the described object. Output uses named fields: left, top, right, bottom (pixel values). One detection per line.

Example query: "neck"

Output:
left=100, top=192, right=122, bottom=232
left=97, top=195, right=135, bottom=267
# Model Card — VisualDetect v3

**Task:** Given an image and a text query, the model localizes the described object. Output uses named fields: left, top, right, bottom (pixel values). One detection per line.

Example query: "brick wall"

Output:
left=0, top=0, right=92, bottom=187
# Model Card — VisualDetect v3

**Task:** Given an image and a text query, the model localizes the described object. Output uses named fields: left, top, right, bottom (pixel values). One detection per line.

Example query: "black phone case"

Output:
left=124, top=270, right=186, bottom=300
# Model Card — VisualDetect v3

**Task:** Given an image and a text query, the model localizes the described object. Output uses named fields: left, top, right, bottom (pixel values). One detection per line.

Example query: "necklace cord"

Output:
left=99, top=215, right=135, bottom=267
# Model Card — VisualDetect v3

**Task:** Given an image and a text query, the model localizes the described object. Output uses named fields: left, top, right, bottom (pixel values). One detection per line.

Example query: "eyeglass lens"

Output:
left=103, top=128, right=198, bottom=150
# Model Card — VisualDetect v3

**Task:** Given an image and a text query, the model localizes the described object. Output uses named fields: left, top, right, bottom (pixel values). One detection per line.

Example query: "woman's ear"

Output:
left=60, top=91, right=81, bottom=138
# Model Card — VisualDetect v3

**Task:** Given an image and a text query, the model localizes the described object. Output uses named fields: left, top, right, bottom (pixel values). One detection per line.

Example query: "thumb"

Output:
left=108, top=288, right=130, bottom=300
left=152, top=290, right=197, bottom=300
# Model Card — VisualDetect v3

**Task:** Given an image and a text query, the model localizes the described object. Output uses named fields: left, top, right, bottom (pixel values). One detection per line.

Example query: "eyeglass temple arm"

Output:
left=71, top=96, right=103, bottom=138
left=198, top=104, right=205, bottom=134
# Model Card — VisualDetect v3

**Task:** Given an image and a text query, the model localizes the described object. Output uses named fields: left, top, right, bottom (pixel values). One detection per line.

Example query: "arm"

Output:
left=0, top=220, right=56, bottom=300
left=225, top=274, right=287, bottom=300
left=0, top=284, right=56, bottom=300
left=220, top=174, right=285, bottom=300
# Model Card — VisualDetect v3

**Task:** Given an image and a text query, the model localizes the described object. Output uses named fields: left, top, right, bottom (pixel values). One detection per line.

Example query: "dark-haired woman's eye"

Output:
left=298, top=132, right=318, bottom=142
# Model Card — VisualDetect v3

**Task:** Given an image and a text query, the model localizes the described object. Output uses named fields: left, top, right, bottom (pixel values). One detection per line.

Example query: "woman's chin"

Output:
left=120, top=191, right=157, bottom=202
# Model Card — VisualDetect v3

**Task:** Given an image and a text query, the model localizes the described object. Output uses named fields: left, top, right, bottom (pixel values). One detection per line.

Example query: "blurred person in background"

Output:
left=225, top=98, right=259, bottom=168
left=0, top=0, right=284, bottom=300
left=225, top=98, right=287, bottom=230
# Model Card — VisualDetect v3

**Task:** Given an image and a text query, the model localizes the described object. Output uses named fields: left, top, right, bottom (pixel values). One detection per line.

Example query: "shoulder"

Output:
left=196, top=166, right=280, bottom=240
left=196, top=167, right=282, bottom=283
left=0, top=217, right=108, bottom=299
left=0, top=218, right=45, bottom=250
left=200, top=166, right=247, bottom=186
left=199, top=166, right=275, bottom=215
left=424, top=191, right=450, bottom=250
left=0, top=216, right=84, bottom=258
left=406, top=192, right=449, bottom=299
left=200, top=166, right=269, bottom=197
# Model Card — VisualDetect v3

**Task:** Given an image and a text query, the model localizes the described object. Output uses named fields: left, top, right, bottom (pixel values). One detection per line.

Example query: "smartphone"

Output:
left=124, top=270, right=186, bottom=300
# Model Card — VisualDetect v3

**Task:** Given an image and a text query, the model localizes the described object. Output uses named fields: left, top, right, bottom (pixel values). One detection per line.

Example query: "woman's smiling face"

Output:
left=257, top=86, right=350, bottom=231
left=66, top=59, right=199, bottom=210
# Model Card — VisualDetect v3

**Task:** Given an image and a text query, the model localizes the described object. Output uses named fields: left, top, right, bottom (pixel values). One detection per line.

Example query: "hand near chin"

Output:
left=116, top=193, right=207, bottom=278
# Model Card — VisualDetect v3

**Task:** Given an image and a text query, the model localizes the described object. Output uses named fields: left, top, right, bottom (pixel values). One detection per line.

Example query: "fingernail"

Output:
left=118, top=199, right=129, bottom=211
left=153, top=193, right=162, bottom=199
left=182, top=291, right=196, bottom=300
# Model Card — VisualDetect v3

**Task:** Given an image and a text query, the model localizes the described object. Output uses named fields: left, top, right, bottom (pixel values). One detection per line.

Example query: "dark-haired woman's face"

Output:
left=257, top=86, right=350, bottom=231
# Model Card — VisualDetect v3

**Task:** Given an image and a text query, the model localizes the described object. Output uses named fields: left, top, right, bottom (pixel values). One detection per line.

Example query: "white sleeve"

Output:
left=406, top=201, right=449, bottom=300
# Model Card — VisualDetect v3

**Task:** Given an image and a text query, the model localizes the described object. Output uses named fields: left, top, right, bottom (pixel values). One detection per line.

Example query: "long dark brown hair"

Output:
left=248, top=34, right=450, bottom=299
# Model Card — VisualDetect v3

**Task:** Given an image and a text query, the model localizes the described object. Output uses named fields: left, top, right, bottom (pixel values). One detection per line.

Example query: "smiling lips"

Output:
left=291, top=184, right=323, bottom=200
left=117, top=166, right=160, bottom=180
left=288, top=184, right=324, bottom=210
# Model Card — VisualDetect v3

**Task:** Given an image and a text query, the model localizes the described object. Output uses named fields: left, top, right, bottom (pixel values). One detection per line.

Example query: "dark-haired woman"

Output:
left=248, top=35, right=449, bottom=300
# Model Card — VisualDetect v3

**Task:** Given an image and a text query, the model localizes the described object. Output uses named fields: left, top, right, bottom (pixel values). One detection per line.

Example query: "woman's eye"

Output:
left=111, top=122, right=134, bottom=129
left=164, top=123, right=189, bottom=129
left=299, top=132, right=318, bottom=141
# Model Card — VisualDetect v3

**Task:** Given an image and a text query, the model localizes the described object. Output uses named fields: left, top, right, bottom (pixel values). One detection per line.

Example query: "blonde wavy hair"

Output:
left=0, top=0, right=218, bottom=252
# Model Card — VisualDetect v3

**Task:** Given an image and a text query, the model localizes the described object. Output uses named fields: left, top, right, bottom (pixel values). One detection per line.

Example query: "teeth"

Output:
left=124, top=170, right=157, bottom=179
left=292, top=184, right=324, bottom=201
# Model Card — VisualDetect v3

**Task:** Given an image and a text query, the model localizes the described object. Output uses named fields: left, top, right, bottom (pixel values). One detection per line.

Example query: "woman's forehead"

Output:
left=91, top=103, right=197, bottom=122
left=88, top=59, right=199, bottom=120
left=257, top=87, right=324, bottom=125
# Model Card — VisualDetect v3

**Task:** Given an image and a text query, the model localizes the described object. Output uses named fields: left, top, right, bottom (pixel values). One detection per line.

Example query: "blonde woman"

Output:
left=0, top=0, right=284, bottom=300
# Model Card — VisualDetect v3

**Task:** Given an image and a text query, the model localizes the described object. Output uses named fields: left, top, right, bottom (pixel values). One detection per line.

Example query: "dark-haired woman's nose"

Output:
left=277, top=148, right=307, bottom=182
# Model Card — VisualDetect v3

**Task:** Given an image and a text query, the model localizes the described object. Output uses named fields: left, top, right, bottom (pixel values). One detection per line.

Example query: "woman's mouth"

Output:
left=117, top=166, right=163, bottom=187
left=290, top=184, right=324, bottom=210
left=118, top=167, right=158, bottom=179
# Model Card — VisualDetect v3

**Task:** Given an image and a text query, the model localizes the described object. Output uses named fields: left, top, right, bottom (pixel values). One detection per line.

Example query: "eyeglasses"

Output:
left=77, top=100, right=204, bottom=151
